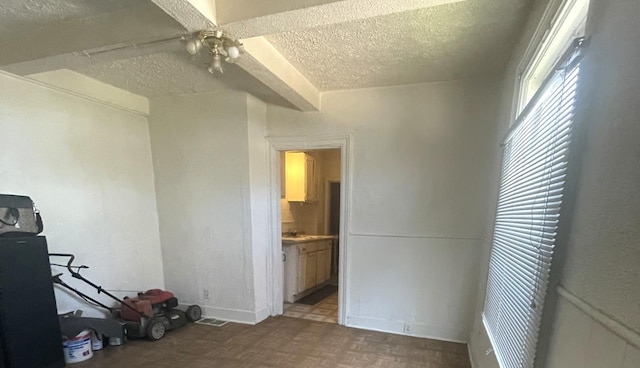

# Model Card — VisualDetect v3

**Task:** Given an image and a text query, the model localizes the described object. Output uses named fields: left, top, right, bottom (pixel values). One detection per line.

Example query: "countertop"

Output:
left=282, top=235, right=337, bottom=245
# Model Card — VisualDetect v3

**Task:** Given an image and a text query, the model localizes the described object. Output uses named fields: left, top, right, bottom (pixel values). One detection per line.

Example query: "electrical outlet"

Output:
left=403, top=323, right=411, bottom=334
left=203, top=288, right=210, bottom=299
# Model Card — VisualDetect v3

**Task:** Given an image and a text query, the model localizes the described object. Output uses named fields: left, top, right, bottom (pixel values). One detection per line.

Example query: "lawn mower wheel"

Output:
left=186, top=305, right=202, bottom=322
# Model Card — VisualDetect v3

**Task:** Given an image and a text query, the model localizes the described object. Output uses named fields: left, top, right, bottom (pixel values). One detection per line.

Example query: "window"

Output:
left=517, top=0, right=590, bottom=115
left=482, top=1, right=589, bottom=367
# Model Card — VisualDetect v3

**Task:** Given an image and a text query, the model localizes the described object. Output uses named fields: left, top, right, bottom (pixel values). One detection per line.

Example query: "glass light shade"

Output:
left=207, top=54, right=224, bottom=74
left=227, top=45, right=240, bottom=59
left=186, top=39, right=202, bottom=55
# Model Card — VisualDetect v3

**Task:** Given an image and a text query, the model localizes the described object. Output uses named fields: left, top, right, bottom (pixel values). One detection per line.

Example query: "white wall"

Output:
left=246, top=94, right=270, bottom=320
left=27, top=69, right=149, bottom=116
left=559, top=0, right=640, bottom=334
left=543, top=0, right=640, bottom=365
left=469, top=0, right=640, bottom=366
left=0, top=71, right=164, bottom=317
left=267, top=78, right=502, bottom=342
left=545, top=291, right=640, bottom=368
left=148, top=90, right=269, bottom=323
left=280, top=198, right=303, bottom=233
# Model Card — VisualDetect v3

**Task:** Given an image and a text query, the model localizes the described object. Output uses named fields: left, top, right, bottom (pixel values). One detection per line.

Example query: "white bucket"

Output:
left=90, top=330, right=104, bottom=351
left=62, top=329, right=93, bottom=364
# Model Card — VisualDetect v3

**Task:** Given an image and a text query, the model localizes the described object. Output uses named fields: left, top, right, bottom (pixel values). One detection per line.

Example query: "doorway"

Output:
left=266, top=135, right=351, bottom=326
left=280, top=149, right=341, bottom=324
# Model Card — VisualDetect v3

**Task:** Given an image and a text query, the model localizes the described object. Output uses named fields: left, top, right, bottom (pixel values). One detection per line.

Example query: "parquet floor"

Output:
left=284, top=291, right=339, bottom=323
left=76, top=316, right=471, bottom=368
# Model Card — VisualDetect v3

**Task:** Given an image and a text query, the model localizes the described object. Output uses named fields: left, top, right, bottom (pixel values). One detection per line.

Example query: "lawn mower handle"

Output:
left=52, top=272, right=113, bottom=311
left=49, top=253, right=80, bottom=274
left=49, top=253, right=145, bottom=317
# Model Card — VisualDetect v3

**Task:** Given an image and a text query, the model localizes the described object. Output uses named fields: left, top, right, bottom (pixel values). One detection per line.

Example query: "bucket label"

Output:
left=63, top=332, right=93, bottom=363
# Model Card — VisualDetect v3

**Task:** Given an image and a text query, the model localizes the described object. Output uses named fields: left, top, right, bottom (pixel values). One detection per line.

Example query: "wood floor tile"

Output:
left=284, top=291, right=340, bottom=324
left=75, top=316, right=470, bottom=368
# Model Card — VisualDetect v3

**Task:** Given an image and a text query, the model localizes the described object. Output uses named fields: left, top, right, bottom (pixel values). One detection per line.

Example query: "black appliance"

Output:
left=0, top=236, right=65, bottom=368
left=0, top=195, right=43, bottom=237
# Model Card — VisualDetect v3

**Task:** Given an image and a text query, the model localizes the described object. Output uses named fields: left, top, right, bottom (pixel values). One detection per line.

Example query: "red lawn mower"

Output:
left=50, top=253, right=202, bottom=341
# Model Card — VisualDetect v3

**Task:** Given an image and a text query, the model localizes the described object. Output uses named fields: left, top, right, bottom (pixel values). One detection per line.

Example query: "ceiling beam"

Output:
left=2, top=38, right=183, bottom=76
left=149, top=0, right=466, bottom=111
left=238, top=37, right=320, bottom=111
left=215, top=0, right=343, bottom=24
left=152, top=0, right=321, bottom=111
left=150, top=0, right=218, bottom=32
left=221, top=0, right=467, bottom=38
left=202, top=0, right=466, bottom=112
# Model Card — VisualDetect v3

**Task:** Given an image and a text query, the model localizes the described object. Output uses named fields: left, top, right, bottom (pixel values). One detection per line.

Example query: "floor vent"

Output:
left=195, top=318, right=229, bottom=327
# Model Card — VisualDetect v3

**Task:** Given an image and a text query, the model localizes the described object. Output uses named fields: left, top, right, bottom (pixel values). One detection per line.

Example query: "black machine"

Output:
left=0, top=237, right=65, bottom=368
left=0, top=194, right=43, bottom=237
left=49, top=253, right=202, bottom=341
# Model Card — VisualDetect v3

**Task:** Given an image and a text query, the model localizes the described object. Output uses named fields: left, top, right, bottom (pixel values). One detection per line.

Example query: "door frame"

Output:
left=266, top=134, right=351, bottom=325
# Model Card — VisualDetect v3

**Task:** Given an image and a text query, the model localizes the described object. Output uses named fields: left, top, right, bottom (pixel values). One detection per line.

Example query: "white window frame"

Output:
left=516, top=0, right=590, bottom=117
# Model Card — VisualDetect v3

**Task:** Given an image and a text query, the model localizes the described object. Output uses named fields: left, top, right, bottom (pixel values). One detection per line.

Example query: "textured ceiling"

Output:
left=73, top=51, right=296, bottom=108
left=0, top=0, right=534, bottom=108
left=217, top=0, right=340, bottom=24
left=0, top=0, right=130, bottom=31
left=74, top=51, right=226, bottom=97
left=0, top=0, right=185, bottom=66
left=266, top=0, right=531, bottom=91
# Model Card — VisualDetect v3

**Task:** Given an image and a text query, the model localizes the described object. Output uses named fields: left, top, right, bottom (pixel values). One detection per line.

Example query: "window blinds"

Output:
left=483, top=39, right=585, bottom=368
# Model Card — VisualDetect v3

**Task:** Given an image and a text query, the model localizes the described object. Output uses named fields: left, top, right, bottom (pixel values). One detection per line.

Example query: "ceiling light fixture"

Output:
left=185, top=29, right=243, bottom=74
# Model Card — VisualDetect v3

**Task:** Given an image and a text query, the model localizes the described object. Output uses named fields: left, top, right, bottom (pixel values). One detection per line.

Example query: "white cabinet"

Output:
left=283, top=245, right=298, bottom=303
left=305, top=252, right=318, bottom=290
left=304, top=155, right=317, bottom=202
left=296, top=251, right=306, bottom=293
left=284, top=240, right=332, bottom=302
left=297, top=240, right=331, bottom=294
left=285, top=152, right=318, bottom=202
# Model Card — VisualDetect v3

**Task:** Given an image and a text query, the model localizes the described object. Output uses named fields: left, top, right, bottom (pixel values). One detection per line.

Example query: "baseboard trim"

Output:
left=468, top=342, right=477, bottom=368
left=180, top=304, right=265, bottom=325
left=346, top=315, right=468, bottom=344
left=255, top=306, right=271, bottom=324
